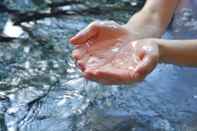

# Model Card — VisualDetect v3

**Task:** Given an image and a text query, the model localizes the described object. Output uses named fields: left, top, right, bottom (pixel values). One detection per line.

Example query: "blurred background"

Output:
left=0, top=0, right=145, bottom=35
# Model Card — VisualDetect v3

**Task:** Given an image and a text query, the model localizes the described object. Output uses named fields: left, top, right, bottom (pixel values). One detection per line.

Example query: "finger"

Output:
left=69, top=21, right=100, bottom=45
left=83, top=69, right=119, bottom=85
left=72, top=45, right=88, bottom=60
left=83, top=71, right=117, bottom=85
left=131, top=41, right=145, bottom=60
left=76, top=55, right=90, bottom=71
left=96, top=69, right=134, bottom=84
left=84, top=55, right=108, bottom=69
left=84, top=66, right=135, bottom=85
left=134, top=54, right=158, bottom=78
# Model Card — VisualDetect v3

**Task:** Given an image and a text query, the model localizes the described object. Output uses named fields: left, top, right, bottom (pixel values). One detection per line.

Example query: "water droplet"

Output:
left=117, top=38, right=124, bottom=42
left=132, top=54, right=140, bottom=64
left=87, top=57, right=100, bottom=66
left=143, top=46, right=154, bottom=53
left=86, top=40, right=93, bottom=48
left=119, top=62, right=124, bottom=65
left=128, top=66, right=134, bottom=70
left=132, top=41, right=138, bottom=48
left=111, top=47, right=120, bottom=52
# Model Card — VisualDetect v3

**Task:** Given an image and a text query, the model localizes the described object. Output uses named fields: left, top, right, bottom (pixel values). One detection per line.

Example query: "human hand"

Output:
left=70, top=21, right=159, bottom=84
left=70, top=20, right=137, bottom=71
left=82, top=39, right=159, bottom=85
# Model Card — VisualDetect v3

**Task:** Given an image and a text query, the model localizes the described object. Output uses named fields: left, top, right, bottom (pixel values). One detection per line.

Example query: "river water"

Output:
left=0, top=1, right=197, bottom=131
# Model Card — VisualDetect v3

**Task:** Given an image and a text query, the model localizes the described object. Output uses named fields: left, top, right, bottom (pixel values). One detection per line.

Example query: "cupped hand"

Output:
left=70, top=20, right=159, bottom=85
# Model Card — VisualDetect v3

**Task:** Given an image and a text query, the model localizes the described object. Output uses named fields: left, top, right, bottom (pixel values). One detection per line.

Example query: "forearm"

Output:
left=125, top=0, right=179, bottom=39
left=158, top=39, right=197, bottom=66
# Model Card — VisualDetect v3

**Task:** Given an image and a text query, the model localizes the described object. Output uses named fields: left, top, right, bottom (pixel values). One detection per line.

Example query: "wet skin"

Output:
left=70, top=21, right=159, bottom=85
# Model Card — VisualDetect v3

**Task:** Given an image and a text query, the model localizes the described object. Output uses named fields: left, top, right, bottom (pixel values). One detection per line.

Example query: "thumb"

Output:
left=69, top=21, right=100, bottom=45
left=134, top=53, right=158, bottom=79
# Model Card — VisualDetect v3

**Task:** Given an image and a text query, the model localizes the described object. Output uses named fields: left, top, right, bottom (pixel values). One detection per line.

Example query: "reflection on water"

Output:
left=0, top=10, right=197, bottom=131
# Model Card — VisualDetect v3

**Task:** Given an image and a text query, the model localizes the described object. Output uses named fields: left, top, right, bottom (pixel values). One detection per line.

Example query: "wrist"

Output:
left=155, top=39, right=166, bottom=63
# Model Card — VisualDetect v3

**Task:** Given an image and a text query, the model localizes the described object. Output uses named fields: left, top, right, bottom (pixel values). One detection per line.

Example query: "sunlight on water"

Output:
left=111, top=47, right=120, bottom=53
left=3, top=19, right=24, bottom=38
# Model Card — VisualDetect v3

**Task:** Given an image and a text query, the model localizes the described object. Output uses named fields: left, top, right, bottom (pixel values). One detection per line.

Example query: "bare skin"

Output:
left=157, top=39, right=197, bottom=67
left=70, top=21, right=144, bottom=84
left=69, top=0, right=197, bottom=85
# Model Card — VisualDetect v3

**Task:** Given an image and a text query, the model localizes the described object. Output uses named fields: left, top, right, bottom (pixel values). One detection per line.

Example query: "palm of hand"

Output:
left=70, top=21, right=158, bottom=84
